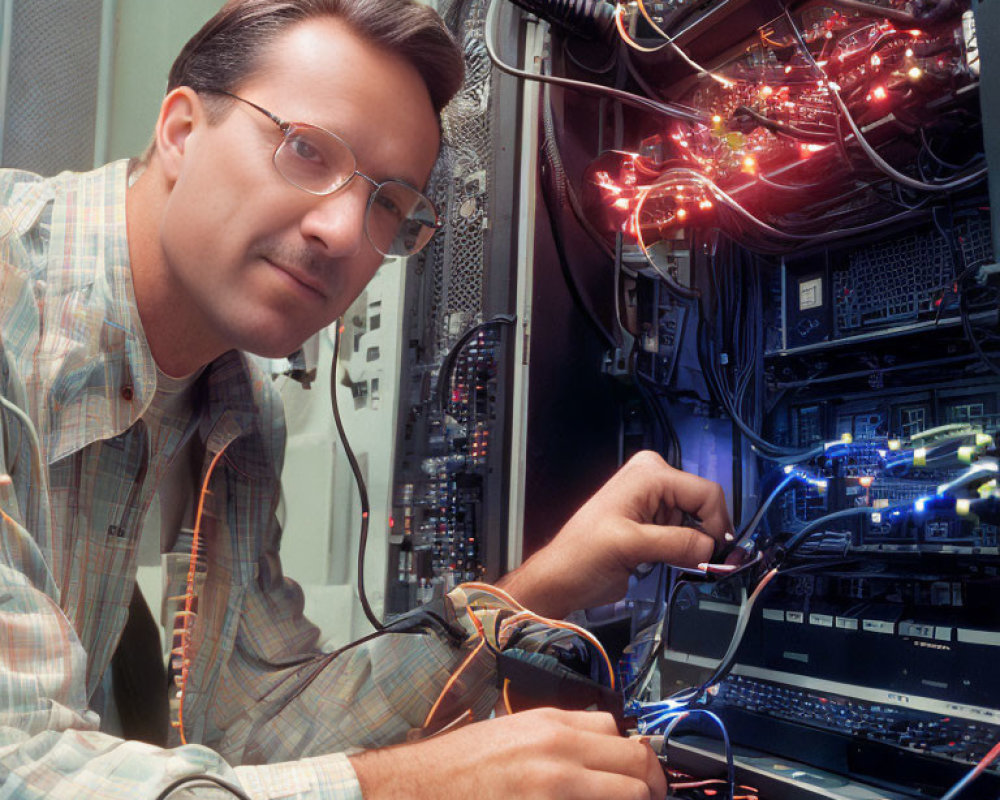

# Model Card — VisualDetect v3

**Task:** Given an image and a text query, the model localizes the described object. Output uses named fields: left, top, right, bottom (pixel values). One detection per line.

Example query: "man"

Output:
left=0, top=0, right=731, bottom=797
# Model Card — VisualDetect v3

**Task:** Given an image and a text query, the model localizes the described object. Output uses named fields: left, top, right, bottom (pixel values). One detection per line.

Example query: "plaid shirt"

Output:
left=0, top=162, right=499, bottom=799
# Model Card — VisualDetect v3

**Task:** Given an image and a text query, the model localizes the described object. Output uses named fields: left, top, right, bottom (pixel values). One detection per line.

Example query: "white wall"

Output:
left=107, top=0, right=225, bottom=161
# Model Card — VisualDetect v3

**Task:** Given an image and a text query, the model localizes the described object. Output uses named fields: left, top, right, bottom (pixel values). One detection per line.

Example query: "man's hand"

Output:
left=349, top=708, right=666, bottom=800
left=499, top=450, right=733, bottom=619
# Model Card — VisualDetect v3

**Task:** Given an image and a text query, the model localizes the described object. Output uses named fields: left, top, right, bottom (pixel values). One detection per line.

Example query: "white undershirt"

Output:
left=100, top=366, right=202, bottom=734
left=134, top=366, right=203, bottom=653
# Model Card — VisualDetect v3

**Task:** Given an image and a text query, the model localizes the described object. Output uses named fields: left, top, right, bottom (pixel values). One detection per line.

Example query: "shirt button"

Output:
left=120, top=385, right=134, bottom=401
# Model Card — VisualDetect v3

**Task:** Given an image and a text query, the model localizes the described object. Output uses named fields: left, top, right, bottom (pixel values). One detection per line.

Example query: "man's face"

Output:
left=157, top=16, right=441, bottom=359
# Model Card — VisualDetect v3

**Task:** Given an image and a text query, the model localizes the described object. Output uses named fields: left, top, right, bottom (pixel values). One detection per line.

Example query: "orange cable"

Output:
left=175, top=443, right=230, bottom=745
left=504, top=610, right=617, bottom=690
left=502, top=678, right=515, bottom=715
left=422, top=639, right=485, bottom=730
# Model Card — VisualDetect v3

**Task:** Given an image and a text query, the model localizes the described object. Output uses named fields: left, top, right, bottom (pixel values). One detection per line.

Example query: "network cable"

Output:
left=331, top=320, right=382, bottom=631
left=782, top=7, right=988, bottom=194
left=154, top=774, right=253, bottom=800
left=940, top=740, right=1000, bottom=800
left=486, top=0, right=708, bottom=124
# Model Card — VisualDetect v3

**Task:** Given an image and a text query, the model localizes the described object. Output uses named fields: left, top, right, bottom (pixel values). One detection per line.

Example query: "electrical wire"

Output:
left=633, top=167, right=927, bottom=254
left=503, top=609, right=617, bottom=688
left=940, top=740, right=1000, bottom=800
left=538, top=79, right=619, bottom=347
left=422, top=639, right=486, bottom=729
left=692, top=282, right=810, bottom=459
left=632, top=0, right=734, bottom=88
left=782, top=7, right=988, bottom=194
left=541, top=79, right=615, bottom=260
left=783, top=505, right=877, bottom=556
left=175, top=442, right=231, bottom=745
left=668, top=565, right=779, bottom=706
left=484, top=0, right=708, bottom=124
left=961, top=285, right=1000, bottom=377
left=331, top=320, right=382, bottom=631
left=732, top=471, right=797, bottom=547
left=660, top=709, right=735, bottom=800
left=733, top=105, right=836, bottom=144
left=434, top=314, right=518, bottom=415
left=821, top=0, right=922, bottom=26
left=154, top=774, right=253, bottom=800
left=614, top=4, right=668, bottom=53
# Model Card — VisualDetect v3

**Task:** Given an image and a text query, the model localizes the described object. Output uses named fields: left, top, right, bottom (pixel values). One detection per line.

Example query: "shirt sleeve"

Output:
left=202, top=513, right=501, bottom=765
left=0, top=350, right=367, bottom=800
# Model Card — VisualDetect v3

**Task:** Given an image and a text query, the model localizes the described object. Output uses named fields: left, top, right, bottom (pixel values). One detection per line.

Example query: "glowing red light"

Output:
left=860, top=476, right=874, bottom=488
left=760, top=85, right=774, bottom=98
left=743, top=155, right=757, bottom=172
left=676, top=208, right=688, bottom=220
left=872, top=86, right=888, bottom=101
left=389, top=516, right=395, bottom=527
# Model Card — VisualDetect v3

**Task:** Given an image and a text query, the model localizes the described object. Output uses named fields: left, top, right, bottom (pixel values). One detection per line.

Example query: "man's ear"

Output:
left=154, top=87, right=201, bottom=183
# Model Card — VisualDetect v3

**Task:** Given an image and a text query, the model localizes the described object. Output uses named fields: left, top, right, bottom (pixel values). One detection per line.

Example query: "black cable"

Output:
left=783, top=7, right=987, bottom=194
left=434, top=315, right=518, bottom=415
left=562, top=35, right=617, bottom=74
left=155, top=774, right=253, bottom=800
left=733, top=105, right=836, bottom=144
left=331, top=321, right=382, bottom=631
left=484, top=0, right=708, bottom=124
left=541, top=81, right=615, bottom=261
left=783, top=507, right=875, bottom=556
left=933, top=206, right=1000, bottom=376
left=696, top=301, right=808, bottom=459
left=960, top=274, right=1000, bottom=377
left=539, top=149, right=619, bottom=349
left=820, top=0, right=921, bottom=25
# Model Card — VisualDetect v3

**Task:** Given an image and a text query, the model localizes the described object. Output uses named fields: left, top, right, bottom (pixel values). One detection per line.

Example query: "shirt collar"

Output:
left=33, top=160, right=258, bottom=463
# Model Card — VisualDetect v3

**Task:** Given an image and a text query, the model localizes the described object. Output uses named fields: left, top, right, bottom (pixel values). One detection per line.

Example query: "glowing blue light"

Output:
left=914, top=497, right=927, bottom=513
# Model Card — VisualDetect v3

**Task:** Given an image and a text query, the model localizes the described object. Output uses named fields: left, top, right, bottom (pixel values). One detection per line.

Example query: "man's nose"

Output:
left=299, top=177, right=370, bottom=256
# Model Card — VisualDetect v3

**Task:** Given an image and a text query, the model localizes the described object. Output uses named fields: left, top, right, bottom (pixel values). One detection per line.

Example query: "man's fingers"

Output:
left=530, top=707, right=621, bottom=736
left=628, top=523, right=716, bottom=569
left=565, top=732, right=665, bottom=799
left=620, top=452, right=733, bottom=548
left=651, top=466, right=733, bottom=546
left=566, top=771, right=663, bottom=800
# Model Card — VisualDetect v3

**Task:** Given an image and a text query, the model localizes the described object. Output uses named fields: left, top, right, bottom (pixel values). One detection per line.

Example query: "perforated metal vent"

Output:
left=2, top=0, right=103, bottom=175
left=419, top=0, right=498, bottom=354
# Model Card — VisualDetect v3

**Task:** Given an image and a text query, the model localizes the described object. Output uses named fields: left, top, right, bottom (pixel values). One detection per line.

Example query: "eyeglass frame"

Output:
left=202, top=89, right=443, bottom=257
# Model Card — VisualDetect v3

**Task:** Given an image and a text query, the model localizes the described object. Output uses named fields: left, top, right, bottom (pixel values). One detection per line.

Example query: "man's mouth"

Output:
left=265, top=258, right=327, bottom=299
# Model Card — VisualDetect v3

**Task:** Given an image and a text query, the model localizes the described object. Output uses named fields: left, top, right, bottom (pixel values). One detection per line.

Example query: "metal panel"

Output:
left=973, top=0, right=1000, bottom=260
left=2, top=0, right=103, bottom=174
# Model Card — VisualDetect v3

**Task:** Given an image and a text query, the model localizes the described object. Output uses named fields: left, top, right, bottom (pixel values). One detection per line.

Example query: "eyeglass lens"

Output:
left=274, top=123, right=438, bottom=257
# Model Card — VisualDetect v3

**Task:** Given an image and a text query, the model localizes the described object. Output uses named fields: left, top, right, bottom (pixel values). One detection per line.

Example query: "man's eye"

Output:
left=288, top=135, right=324, bottom=164
left=374, top=192, right=404, bottom=221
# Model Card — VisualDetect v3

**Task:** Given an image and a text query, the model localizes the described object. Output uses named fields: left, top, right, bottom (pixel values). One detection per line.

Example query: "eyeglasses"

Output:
left=211, top=90, right=442, bottom=257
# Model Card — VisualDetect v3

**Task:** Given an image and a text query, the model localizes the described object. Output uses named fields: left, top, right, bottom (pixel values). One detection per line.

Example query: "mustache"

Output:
left=253, top=240, right=334, bottom=277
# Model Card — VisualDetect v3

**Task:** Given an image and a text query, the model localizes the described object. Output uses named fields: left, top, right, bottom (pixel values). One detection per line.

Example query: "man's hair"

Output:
left=143, top=0, right=463, bottom=160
